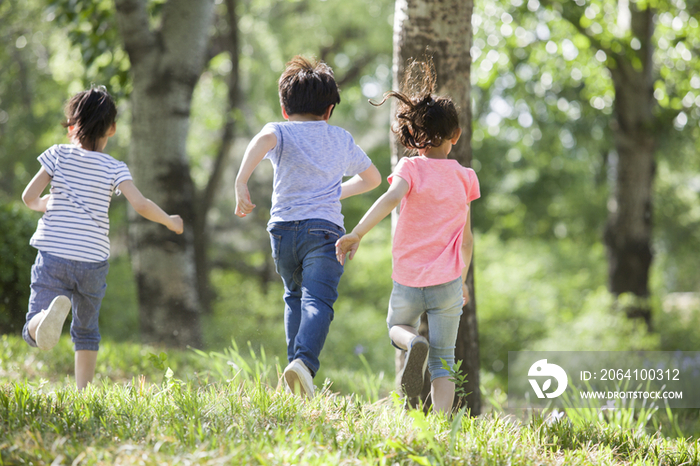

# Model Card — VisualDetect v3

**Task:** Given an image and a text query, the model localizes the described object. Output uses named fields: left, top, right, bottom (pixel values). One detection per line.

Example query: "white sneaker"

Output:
left=284, top=359, right=315, bottom=399
left=35, top=296, right=71, bottom=351
left=400, top=336, right=429, bottom=398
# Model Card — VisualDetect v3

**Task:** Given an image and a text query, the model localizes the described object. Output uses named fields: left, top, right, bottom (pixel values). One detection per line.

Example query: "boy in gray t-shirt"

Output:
left=235, top=56, right=381, bottom=398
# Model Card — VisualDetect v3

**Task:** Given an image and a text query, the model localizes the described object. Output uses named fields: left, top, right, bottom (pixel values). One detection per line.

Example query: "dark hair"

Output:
left=278, top=56, right=341, bottom=116
left=371, top=59, right=459, bottom=151
left=62, top=85, right=117, bottom=151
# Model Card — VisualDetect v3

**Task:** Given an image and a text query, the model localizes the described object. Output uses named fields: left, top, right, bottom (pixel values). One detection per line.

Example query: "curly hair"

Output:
left=372, top=59, right=459, bottom=151
left=62, top=85, right=117, bottom=152
left=278, top=56, right=341, bottom=116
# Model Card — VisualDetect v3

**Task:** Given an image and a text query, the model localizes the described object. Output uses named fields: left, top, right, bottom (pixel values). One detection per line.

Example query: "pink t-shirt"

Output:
left=388, top=156, right=480, bottom=287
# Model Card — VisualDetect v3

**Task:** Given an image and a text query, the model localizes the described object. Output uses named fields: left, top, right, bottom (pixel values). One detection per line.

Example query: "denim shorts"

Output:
left=23, top=251, right=109, bottom=351
left=387, top=277, right=463, bottom=380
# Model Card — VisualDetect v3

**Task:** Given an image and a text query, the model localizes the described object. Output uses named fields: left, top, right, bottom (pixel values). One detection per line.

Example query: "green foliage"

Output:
left=235, top=0, right=394, bottom=131
left=4, top=3, right=700, bottom=440
left=442, top=359, right=472, bottom=402
left=471, top=0, right=613, bottom=244
left=531, top=288, right=660, bottom=351
left=2, top=336, right=700, bottom=464
left=471, top=230, right=696, bottom=395
left=470, top=0, right=700, bottom=265
left=653, top=151, right=700, bottom=292
left=97, top=254, right=140, bottom=342
left=45, top=0, right=132, bottom=97
left=655, top=294, right=700, bottom=352
left=201, top=0, right=396, bottom=282
left=201, top=228, right=395, bottom=394
left=95, top=220, right=697, bottom=403
left=147, top=351, right=168, bottom=371
left=0, top=0, right=75, bottom=200
left=475, top=232, right=606, bottom=378
left=203, top=268, right=288, bottom=357
left=0, top=203, right=38, bottom=334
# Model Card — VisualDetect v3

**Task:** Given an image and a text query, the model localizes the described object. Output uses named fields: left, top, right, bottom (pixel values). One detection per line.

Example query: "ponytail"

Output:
left=371, top=59, right=459, bottom=151
left=63, top=85, right=117, bottom=151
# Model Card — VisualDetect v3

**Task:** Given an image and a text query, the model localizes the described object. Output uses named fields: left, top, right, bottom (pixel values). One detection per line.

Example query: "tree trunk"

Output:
left=391, top=0, right=480, bottom=415
left=194, top=0, right=240, bottom=315
left=604, top=5, right=655, bottom=324
left=114, top=0, right=215, bottom=347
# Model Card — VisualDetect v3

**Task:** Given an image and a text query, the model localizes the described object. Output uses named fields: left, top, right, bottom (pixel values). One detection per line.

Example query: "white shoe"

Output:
left=35, top=296, right=71, bottom=351
left=284, top=359, right=315, bottom=399
left=400, top=336, right=429, bottom=398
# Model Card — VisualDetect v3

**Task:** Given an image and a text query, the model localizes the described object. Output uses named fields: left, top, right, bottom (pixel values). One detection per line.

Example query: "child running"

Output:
left=335, top=60, right=480, bottom=414
left=22, top=86, right=183, bottom=390
left=235, top=56, right=381, bottom=398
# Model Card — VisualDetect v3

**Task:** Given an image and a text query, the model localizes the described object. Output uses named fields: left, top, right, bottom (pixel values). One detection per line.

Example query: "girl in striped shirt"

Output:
left=21, top=86, right=183, bottom=389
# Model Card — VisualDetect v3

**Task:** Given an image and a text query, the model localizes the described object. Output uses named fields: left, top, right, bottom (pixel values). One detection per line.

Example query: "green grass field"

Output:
left=2, top=335, right=699, bottom=465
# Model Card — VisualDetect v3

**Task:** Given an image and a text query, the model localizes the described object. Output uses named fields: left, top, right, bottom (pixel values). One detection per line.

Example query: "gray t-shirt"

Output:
left=263, top=121, right=372, bottom=228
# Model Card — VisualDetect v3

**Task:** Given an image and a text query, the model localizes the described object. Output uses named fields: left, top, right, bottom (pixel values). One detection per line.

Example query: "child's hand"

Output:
left=335, top=233, right=361, bottom=265
left=169, top=215, right=184, bottom=234
left=235, top=182, right=256, bottom=217
left=462, top=282, right=470, bottom=306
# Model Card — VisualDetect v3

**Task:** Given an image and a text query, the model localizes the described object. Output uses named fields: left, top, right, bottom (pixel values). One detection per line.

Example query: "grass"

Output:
left=2, top=335, right=700, bottom=465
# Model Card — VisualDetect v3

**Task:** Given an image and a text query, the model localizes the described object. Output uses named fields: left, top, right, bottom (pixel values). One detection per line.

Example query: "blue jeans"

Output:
left=268, top=219, right=345, bottom=377
left=387, top=277, right=463, bottom=380
left=23, top=251, right=109, bottom=351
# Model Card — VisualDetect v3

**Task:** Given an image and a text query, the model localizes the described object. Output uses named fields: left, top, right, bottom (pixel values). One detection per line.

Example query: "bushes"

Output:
left=0, top=203, right=37, bottom=334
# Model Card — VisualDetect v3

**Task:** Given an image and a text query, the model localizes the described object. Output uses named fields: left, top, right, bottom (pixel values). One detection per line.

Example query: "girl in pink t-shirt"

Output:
left=335, top=60, right=480, bottom=414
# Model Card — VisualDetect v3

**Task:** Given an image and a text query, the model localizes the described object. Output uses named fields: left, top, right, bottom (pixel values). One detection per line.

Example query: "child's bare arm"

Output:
left=119, top=180, right=184, bottom=234
left=461, top=206, right=473, bottom=304
left=235, top=131, right=277, bottom=218
left=335, top=176, right=409, bottom=264
left=339, top=164, right=381, bottom=200
left=22, top=168, right=52, bottom=213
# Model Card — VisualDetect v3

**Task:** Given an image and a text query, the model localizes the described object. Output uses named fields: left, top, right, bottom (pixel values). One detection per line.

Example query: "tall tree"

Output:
left=540, top=0, right=655, bottom=323
left=469, top=0, right=700, bottom=327
left=194, top=0, right=240, bottom=314
left=540, top=0, right=698, bottom=323
left=392, top=0, right=480, bottom=414
left=600, top=4, right=655, bottom=321
left=114, top=0, right=216, bottom=347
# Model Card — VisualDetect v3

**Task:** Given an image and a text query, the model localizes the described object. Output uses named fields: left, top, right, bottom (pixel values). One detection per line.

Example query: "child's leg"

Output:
left=388, top=324, right=420, bottom=350
left=34, top=296, right=72, bottom=350
left=75, top=350, right=98, bottom=389
left=425, top=278, right=464, bottom=413
left=26, top=312, right=43, bottom=342
left=387, top=283, right=429, bottom=397
left=70, top=259, right=109, bottom=389
left=269, top=220, right=343, bottom=398
left=23, top=252, right=73, bottom=350
left=386, top=283, right=424, bottom=348
left=431, top=376, right=456, bottom=414
left=283, top=283, right=303, bottom=363
left=293, top=221, right=344, bottom=376
left=268, top=223, right=304, bottom=364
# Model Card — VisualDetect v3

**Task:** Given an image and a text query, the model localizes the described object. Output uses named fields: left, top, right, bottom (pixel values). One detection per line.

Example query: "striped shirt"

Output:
left=29, top=144, right=132, bottom=262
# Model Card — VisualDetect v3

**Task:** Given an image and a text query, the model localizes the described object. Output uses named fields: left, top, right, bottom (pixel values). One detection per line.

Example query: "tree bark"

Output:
left=114, top=0, right=216, bottom=347
left=391, top=0, right=480, bottom=415
left=604, top=5, right=656, bottom=324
